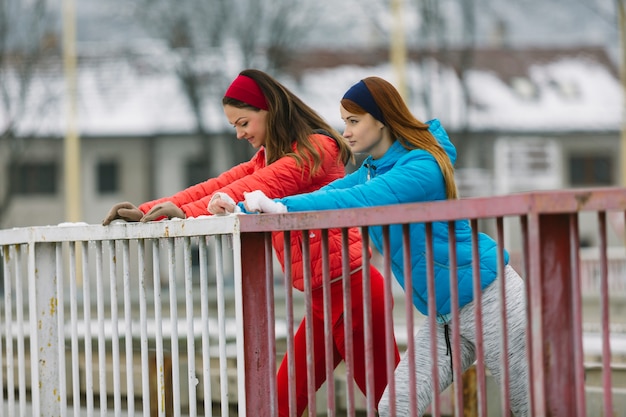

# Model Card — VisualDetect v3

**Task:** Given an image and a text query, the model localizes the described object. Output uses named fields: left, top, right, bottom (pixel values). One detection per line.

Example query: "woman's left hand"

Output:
left=243, top=190, right=287, bottom=213
left=141, top=202, right=186, bottom=222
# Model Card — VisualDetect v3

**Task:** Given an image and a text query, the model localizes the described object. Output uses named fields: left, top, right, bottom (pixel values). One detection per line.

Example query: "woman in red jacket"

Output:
left=102, top=69, right=399, bottom=416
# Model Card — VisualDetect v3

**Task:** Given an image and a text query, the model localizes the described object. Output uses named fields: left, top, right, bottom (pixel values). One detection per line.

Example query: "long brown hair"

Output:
left=222, top=69, right=352, bottom=173
left=341, top=77, right=458, bottom=200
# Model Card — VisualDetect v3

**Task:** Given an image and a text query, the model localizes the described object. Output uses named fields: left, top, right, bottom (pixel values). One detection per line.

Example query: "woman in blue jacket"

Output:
left=239, top=76, right=529, bottom=416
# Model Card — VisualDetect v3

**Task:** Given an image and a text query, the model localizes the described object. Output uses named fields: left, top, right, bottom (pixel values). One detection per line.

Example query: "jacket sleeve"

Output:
left=317, top=169, right=360, bottom=191
left=279, top=150, right=445, bottom=212
left=138, top=151, right=262, bottom=218
left=215, top=152, right=322, bottom=203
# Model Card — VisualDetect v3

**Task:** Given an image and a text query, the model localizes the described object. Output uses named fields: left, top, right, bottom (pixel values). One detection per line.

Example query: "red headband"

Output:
left=224, top=74, right=268, bottom=110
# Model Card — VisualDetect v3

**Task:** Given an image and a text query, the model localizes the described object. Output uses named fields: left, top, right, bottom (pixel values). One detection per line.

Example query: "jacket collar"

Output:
left=364, top=140, right=407, bottom=170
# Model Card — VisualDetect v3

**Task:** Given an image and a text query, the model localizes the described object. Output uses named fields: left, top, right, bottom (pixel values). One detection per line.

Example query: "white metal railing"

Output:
left=580, top=247, right=626, bottom=294
left=0, top=217, right=245, bottom=417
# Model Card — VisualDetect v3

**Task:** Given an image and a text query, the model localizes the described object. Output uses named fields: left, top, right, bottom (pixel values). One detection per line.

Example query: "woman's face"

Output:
left=223, top=105, right=268, bottom=149
left=340, top=104, right=391, bottom=159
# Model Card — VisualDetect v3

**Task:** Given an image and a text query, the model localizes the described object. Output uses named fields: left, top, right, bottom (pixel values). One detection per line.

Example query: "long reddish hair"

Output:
left=341, top=77, right=458, bottom=199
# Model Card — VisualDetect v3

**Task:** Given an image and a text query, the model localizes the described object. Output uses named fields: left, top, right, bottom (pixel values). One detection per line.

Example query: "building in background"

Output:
left=0, top=46, right=622, bottom=247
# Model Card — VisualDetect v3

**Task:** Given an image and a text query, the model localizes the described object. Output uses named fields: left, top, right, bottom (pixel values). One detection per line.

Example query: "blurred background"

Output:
left=0, top=0, right=623, bottom=233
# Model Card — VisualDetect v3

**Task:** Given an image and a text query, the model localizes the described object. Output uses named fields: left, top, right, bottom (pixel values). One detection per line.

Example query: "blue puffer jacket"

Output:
left=277, top=119, right=508, bottom=316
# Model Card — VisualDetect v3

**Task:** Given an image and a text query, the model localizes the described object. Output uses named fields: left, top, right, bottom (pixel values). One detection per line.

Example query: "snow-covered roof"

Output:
left=2, top=46, right=622, bottom=137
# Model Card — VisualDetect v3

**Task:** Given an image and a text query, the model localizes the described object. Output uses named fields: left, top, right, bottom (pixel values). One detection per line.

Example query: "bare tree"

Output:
left=0, top=0, right=60, bottom=226
left=126, top=0, right=324, bottom=182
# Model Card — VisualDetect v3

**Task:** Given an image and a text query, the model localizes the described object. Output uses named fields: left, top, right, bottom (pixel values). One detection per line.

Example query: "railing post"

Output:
left=533, top=213, right=577, bottom=416
left=31, top=242, right=61, bottom=417
left=240, top=232, right=273, bottom=416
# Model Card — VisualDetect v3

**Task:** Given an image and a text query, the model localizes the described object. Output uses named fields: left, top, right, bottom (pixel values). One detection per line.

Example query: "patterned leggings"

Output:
left=378, top=265, right=529, bottom=416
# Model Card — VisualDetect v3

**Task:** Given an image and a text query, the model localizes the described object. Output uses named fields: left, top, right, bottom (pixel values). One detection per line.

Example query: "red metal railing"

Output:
left=236, top=187, right=626, bottom=417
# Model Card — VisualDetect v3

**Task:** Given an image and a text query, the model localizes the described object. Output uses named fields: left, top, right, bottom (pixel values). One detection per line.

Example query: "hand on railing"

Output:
left=241, top=190, right=287, bottom=214
left=208, top=192, right=241, bottom=215
left=102, top=202, right=144, bottom=225
left=140, top=202, right=186, bottom=222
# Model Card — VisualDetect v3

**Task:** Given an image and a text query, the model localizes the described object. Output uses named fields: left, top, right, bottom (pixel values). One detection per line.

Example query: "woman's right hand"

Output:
left=207, top=193, right=237, bottom=215
left=102, top=202, right=143, bottom=225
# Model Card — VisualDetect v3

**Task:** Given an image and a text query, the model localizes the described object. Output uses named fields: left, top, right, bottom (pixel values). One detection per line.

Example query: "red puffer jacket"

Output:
left=139, top=133, right=366, bottom=290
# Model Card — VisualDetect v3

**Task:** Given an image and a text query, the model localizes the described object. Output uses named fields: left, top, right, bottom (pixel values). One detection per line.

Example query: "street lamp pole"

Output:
left=62, top=0, right=81, bottom=222
left=616, top=0, right=626, bottom=187
left=390, top=0, right=407, bottom=100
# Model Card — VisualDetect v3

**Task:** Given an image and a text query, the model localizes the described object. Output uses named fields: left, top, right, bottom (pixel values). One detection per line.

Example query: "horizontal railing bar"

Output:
left=237, top=188, right=626, bottom=233
left=2, top=188, right=624, bottom=244
left=0, top=216, right=240, bottom=245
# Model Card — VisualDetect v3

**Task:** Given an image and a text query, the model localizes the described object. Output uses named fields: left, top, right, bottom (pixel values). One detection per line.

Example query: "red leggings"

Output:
left=276, top=267, right=400, bottom=416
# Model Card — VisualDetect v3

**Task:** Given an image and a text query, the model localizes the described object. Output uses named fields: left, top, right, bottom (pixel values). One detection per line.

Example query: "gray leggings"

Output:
left=378, top=265, right=529, bottom=416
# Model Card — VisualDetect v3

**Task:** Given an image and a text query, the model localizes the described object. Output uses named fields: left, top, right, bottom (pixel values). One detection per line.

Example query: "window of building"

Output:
left=569, top=155, right=612, bottom=186
left=97, top=160, right=119, bottom=194
left=510, top=77, right=539, bottom=101
left=186, top=158, right=210, bottom=188
left=11, top=161, right=58, bottom=195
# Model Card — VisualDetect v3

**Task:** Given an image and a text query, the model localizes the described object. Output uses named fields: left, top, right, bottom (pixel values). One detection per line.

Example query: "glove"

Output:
left=243, top=190, right=287, bottom=214
left=207, top=192, right=241, bottom=215
left=102, top=202, right=144, bottom=225
left=140, top=201, right=186, bottom=222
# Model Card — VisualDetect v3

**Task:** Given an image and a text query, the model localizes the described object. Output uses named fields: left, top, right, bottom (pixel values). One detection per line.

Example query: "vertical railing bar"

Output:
left=230, top=231, right=247, bottom=417
left=263, top=232, right=277, bottom=416
left=199, top=236, right=213, bottom=417
left=360, top=226, right=375, bottom=417
left=122, top=240, right=135, bottom=417
left=15, top=245, right=26, bottom=416
left=321, top=229, right=335, bottom=416
left=138, top=239, right=151, bottom=417
left=0, top=247, right=6, bottom=417
left=401, top=224, right=417, bottom=417
left=151, top=240, right=166, bottom=417
left=469, top=219, right=486, bottom=417
left=340, top=228, right=355, bottom=416
left=283, top=232, right=297, bottom=417
left=568, top=214, right=587, bottom=417
left=301, top=230, right=316, bottom=417
left=106, top=240, right=122, bottom=417
left=597, top=211, right=615, bottom=414
left=166, top=238, right=181, bottom=417
left=95, top=240, right=108, bottom=416
left=28, top=243, right=42, bottom=416
left=447, top=221, right=464, bottom=416
left=81, top=241, right=94, bottom=416
left=425, top=222, right=440, bottom=417
left=216, top=235, right=231, bottom=416
left=68, top=243, right=80, bottom=416
left=4, top=245, right=15, bottom=417
left=0, top=247, right=3, bottom=417
left=495, top=217, right=511, bottom=416
left=519, top=215, right=534, bottom=416
left=526, top=213, right=545, bottom=416
left=381, top=226, right=395, bottom=416
left=55, top=242, right=68, bottom=417
left=183, top=237, right=198, bottom=416
left=0, top=246, right=7, bottom=417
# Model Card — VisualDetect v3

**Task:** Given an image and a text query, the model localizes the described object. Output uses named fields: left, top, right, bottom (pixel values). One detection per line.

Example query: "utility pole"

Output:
left=390, top=0, right=407, bottom=100
left=616, top=0, right=626, bottom=187
left=62, top=0, right=81, bottom=222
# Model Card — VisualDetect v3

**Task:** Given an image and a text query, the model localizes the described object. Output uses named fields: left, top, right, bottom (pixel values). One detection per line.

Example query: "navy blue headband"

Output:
left=342, top=80, right=385, bottom=124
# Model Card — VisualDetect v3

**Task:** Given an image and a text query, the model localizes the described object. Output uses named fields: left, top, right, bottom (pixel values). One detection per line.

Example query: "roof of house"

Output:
left=1, top=45, right=622, bottom=137
left=285, top=46, right=622, bottom=133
